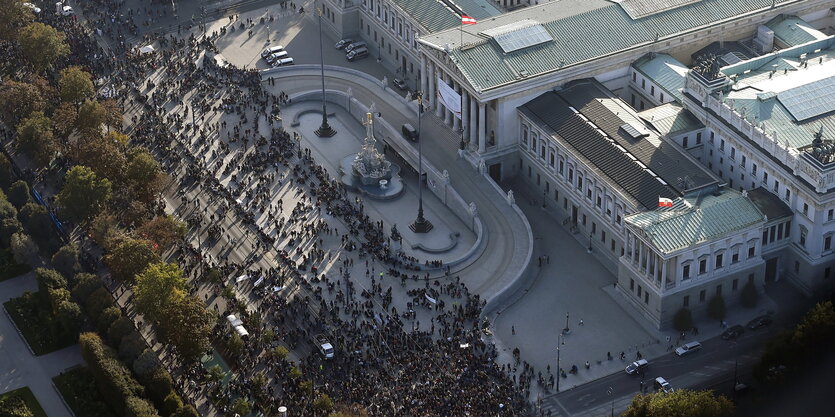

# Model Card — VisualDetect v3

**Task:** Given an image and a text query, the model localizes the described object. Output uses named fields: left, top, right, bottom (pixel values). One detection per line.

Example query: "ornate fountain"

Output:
left=351, top=113, right=392, bottom=185
left=339, top=112, right=403, bottom=199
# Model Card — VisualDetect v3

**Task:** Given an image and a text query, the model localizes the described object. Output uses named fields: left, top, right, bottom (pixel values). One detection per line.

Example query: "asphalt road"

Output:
left=540, top=325, right=780, bottom=416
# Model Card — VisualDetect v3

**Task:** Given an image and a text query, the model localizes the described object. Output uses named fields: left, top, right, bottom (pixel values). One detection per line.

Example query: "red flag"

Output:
left=658, top=197, right=673, bottom=208
left=462, top=15, right=477, bottom=25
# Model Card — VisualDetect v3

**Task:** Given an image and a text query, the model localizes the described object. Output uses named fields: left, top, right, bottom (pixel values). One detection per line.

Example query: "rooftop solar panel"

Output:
left=778, top=75, right=835, bottom=122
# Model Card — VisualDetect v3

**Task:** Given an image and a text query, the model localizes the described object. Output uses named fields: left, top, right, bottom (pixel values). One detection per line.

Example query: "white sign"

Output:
left=436, top=78, right=461, bottom=118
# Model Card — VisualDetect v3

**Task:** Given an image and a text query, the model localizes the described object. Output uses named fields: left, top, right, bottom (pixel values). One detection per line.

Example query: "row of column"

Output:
left=420, top=56, right=488, bottom=153
left=627, top=232, right=669, bottom=289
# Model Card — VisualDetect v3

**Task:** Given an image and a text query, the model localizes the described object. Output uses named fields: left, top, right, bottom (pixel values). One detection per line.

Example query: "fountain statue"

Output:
left=351, top=113, right=392, bottom=185
left=339, top=112, right=404, bottom=200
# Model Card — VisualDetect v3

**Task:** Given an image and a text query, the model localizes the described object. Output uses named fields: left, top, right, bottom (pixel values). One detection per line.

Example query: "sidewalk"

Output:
left=0, top=272, right=83, bottom=417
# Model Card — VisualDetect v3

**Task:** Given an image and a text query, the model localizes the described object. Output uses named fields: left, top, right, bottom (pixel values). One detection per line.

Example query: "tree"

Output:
left=227, top=333, right=244, bottom=358
left=96, top=306, right=122, bottom=336
left=17, top=23, right=70, bottom=72
left=672, top=308, right=693, bottom=333
left=0, top=152, right=15, bottom=190
left=74, top=100, right=121, bottom=137
left=0, top=80, right=45, bottom=125
left=0, top=217, right=24, bottom=247
left=123, top=396, right=161, bottom=417
left=18, top=202, right=53, bottom=245
left=161, top=296, right=214, bottom=362
left=623, top=389, right=734, bottom=417
left=85, top=287, right=114, bottom=319
left=58, top=67, right=95, bottom=106
left=206, top=365, right=225, bottom=384
left=75, top=133, right=127, bottom=182
left=104, top=238, right=160, bottom=283
left=137, top=215, right=186, bottom=252
left=52, top=102, right=78, bottom=141
left=55, top=300, right=83, bottom=337
left=16, top=111, right=57, bottom=167
left=52, top=243, right=80, bottom=279
left=125, top=148, right=166, bottom=205
left=0, top=0, right=33, bottom=40
left=313, top=394, right=334, bottom=414
left=0, top=196, right=17, bottom=220
left=330, top=403, right=370, bottom=417
left=90, top=211, right=122, bottom=250
left=47, top=287, right=71, bottom=315
left=8, top=180, right=31, bottom=209
left=133, top=350, right=162, bottom=378
left=118, top=332, right=146, bottom=366
left=36, top=268, right=67, bottom=295
left=71, top=273, right=103, bottom=302
left=161, top=392, right=183, bottom=417
left=230, top=398, right=251, bottom=417
left=57, top=165, right=112, bottom=223
left=132, top=262, right=186, bottom=324
left=172, top=406, right=199, bottom=417
left=272, top=345, right=289, bottom=361
left=707, top=295, right=726, bottom=321
left=10, top=232, right=38, bottom=266
left=107, top=316, right=135, bottom=347
left=740, top=280, right=758, bottom=308
left=78, top=332, right=146, bottom=413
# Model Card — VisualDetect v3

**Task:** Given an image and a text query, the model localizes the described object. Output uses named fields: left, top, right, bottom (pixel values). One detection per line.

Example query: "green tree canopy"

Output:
left=75, top=99, right=121, bottom=137
left=0, top=0, right=34, bottom=41
left=16, top=111, right=57, bottom=167
left=623, top=389, right=734, bottom=417
left=0, top=217, right=24, bottom=247
left=36, top=267, right=67, bottom=294
left=10, top=231, right=38, bottom=266
left=161, top=296, right=214, bottom=362
left=131, top=262, right=186, bottom=325
left=51, top=243, right=80, bottom=280
left=103, top=238, right=159, bottom=283
left=314, top=394, right=335, bottom=414
left=230, top=398, right=251, bottom=417
left=75, top=132, right=128, bottom=182
left=0, top=80, right=46, bottom=125
left=56, top=165, right=112, bottom=223
left=136, top=215, right=186, bottom=252
left=17, top=22, right=70, bottom=72
left=0, top=152, right=15, bottom=190
left=18, top=202, right=53, bottom=245
left=125, top=147, right=165, bottom=205
left=55, top=300, right=83, bottom=338
left=71, top=273, right=103, bottom=302
left=58, top=66, right=95, bottom=105
left=8, top=180, right=31, bottom=209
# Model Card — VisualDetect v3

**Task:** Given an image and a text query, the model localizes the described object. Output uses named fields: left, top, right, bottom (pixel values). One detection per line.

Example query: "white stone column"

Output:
left=420, top=56, right=427, bottom=96
left=435, top=66, right=444, bottom=118
left=428, top=62, right=436, bottom=113
left=478, top=101, right=486, bottom=153
left=443, top=75, right=453, bottom=126
left=469, top=96, right=478, bottom=144
left=661, top=259, right=668, bottom=288
left=462, top=89, right=470, bottom=143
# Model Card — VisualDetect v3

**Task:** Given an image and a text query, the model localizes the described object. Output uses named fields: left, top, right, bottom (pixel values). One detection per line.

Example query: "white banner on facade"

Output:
left=436, top=78, right=461, bottom=118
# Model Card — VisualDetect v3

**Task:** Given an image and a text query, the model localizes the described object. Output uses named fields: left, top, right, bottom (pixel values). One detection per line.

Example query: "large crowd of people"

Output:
left=19, top=1, right=533, bottom=415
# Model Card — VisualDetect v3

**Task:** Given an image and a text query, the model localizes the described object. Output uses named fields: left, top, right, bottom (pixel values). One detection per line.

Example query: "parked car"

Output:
left=314, top=334, right=334, bottom=359
left=345, top=41, right=367, bottom=52
left=261, top=45, right=285, bottom=58
left=401, top=124, right=418, bottom=141
left=346, top=47, right=369, bottom=62
left=393, top=78, right=408, bottom=90
left=272, top=57, right=294, bottom=67
left=625, top=359, right=648, bottom=375
left=675, top=341, right=702, bottom=357
left=654, top=377, right=674, bottom=393
left=747, top=315, right=773, bottom=330
left=266, top=50, right=289, bottom=64
left=335, top=38, right=353, bottom=49
left=721, top=325, right=745, bottom=340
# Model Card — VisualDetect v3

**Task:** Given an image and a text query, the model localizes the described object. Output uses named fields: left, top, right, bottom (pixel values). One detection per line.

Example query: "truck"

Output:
left=314, top=334, right=334, bottom=359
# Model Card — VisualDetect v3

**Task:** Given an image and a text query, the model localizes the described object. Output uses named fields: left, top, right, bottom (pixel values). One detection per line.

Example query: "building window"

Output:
left=611, top=239, right=616, bottom=252
left=699, top=259, right=707, bottom=274
left=828, top=209, right=834, bottom=221
left=785, top=189, right=791, bottom=201
left=650, top=85, right=655, bottom=96
left=825, top=235, right=832, bottom=251
left=596, top=195, right=602, bottom=208
left=683, top=264, right=690, bottom=279
left=522, top=126, right=528, bottom=145
left=720, top=139, right=725, bottom=151
left=716, top=284, right=722, bottom=296
left=682, top=137, right=688, bottom=148
left=752, top=163, right=757, bottom=175
left=710, top=131, right=715, bottom=143
left=637, top=285, right=642, bottom=297
left=592, top=223, right=596, bottom=234
left=826, top=268, right=831, bottom=279
left=642, top=79, right=646, bottom=88
left=794, top=260, right=800, bottom=273
left=559, top=159, right=565, bottom=175
left=577, top=175, right=583, bottom=191
left=732, top=279, right=739, bottom=291
left=730, top=147, right=736, bottom=160
left=602, top=230, right=606, bottom=243
left=715, top=253, right=723, bottom=268
left=696, top=132, right=702, bottom=144
left=630, top=278, right=635, bottom=290
left=777, top=223, right=784, bottom=240
left=645, top=292, right=649, bottom=304
left=774, top=179, right=780, bottom=192
left=785, top=220, right=791, bottom=237
left=732, top=251, right=739, bottom=264
left=683, top=295, right=689, bottom=307
left=568, top=168, right=574, bottom=181
left=632, top=72, right=636, bottom=82
left=748, top=245, right=755, bottom=258
left=660, top=92, right=664, bottom=102
left=549, top=152, right=555, bottom=167
left=699, top=290, right=706, bottom=302
left=741, top=155, right=746, bottom=168
left=803, top=203, right=809, bottom=216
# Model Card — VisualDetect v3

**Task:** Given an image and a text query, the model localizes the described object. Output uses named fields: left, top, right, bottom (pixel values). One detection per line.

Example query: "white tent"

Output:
left=138, top=45, right=155, bottom=54
left=226, top=314, right=249, bottom=338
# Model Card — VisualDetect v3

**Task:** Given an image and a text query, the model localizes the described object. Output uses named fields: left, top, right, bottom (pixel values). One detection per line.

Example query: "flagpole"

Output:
left=459, top=19, right=466, bottom=150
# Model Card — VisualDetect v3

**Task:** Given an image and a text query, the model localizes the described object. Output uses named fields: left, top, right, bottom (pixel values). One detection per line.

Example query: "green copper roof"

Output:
left=638, top=104, right=704, bottom=136
left=626, top=189, right=765, bottom=253
left=632, top=53, right=688, bottom=103
left=420, top=0, right=796, bottom=92
left=765, top=14, right=827, bottom=47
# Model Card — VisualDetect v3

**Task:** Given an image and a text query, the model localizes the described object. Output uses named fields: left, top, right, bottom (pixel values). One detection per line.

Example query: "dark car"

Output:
left=747, top=315, right=773, bottom=330
left=393, top=78, right=408, bottom=90
left=721, top=325, right=745, bottom=340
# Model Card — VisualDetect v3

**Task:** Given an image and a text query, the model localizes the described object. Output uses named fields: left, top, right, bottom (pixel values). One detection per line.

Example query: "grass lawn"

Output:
left=0, top=386, right=48, bottom=417
left=0, top=248, right=31, bottom=282
left=53, top=367, right=117, bottom=417
left=3, top=292, right=75, bottom=356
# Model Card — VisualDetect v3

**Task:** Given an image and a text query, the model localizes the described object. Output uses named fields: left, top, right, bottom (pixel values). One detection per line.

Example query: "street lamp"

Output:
left=608, top=386, right=614, bottom=417
left=314, top=5, right=336, bottom=137
left=410, top=92, right=433, bottom=233
left=556, top=334, right=565, bottom=392
left=562, top=312, right=570, bottom=335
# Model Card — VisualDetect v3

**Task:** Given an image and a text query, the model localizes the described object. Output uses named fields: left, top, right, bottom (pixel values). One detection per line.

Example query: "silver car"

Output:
left=675, top=341, right=702, bottom=357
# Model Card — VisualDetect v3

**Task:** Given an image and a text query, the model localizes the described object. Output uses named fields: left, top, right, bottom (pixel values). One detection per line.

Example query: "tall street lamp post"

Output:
left=314, top=5, right=336, bottom=137
left=556, top=334, right=565, bottom=392
left=410, top=92, right=433, bottom=233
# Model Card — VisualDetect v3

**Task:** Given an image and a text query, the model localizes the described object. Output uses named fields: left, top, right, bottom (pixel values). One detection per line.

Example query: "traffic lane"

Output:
left=552, top=326, right=779, bottom=414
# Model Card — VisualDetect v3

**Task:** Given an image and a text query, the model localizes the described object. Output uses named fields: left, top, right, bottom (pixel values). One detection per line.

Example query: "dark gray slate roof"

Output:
left=746, top=187, right=794, bottom=221
left=520, top=80, right=718, bottom=210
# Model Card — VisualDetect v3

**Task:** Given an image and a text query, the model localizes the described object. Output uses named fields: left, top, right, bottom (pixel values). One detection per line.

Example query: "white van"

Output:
left=273, top=57, right=294, bottom=67
left=261, top=45, right=285, bottom=59
left=266, top=50, right=289, bottom=64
